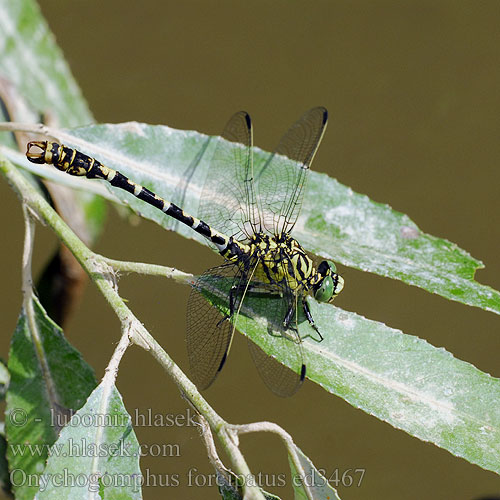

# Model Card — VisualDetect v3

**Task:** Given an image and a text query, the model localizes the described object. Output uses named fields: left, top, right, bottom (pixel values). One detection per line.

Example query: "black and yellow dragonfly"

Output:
left=26, top=107, right=344, bottom=396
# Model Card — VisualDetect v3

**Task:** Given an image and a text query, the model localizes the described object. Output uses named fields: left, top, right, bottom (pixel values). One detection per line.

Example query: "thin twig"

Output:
left=1, top=154, right=267, bottom=500
left=103, top=257, right=195, bottom=284
left=228, top=421, right=314, bottom=500
left=21, top=206, right=62, bottom=417
left=0, top=121, right=53, bottom=137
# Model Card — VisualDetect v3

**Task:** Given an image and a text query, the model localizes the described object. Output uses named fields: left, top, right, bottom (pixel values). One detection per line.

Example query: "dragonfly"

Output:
left=26, top=107, right=344, bottom=396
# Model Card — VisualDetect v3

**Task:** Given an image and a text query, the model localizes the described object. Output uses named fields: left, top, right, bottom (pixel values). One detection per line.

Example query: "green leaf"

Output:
left=0, top=0, right=92, bottom=128
left=0, top=0, right=106, bottom=245
left=6, top=297, right=97, bottom=500
left=20, top=124, right=500, bottom=473
left=235, top=295, right=500, bottom=475
left=41, top=123, right=500, bottom=315
left=288, top=446, right=341, bottom=500
left=35, top=382, right=142, bottom=500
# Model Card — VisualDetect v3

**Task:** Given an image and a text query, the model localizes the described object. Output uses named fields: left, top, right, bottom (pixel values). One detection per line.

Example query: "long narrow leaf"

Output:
left=12, top=124, right=500, bottom=474
left=0, top=0, right=105, bottom=243
left=288, top=446, right=341, bottom=500
left=35, top=382, right=142, bottom=500
left=24, top=122, right=500, bottom=315
left=0, top=0, right=92, bottom=127
left=6, top=297, right=97, bottom=500
left=236, top=296, right=500, bottom=475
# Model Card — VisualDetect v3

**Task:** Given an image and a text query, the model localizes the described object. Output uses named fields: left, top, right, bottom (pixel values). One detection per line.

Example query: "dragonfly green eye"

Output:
left=315, top=260, right=344, bottom=302
left=314, top=275, right=335, bottom=302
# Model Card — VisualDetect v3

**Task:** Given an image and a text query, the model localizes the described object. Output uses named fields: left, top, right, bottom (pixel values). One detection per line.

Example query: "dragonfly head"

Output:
left=313, top=260, right=344, bottom=303
left=26, top=141, right=49, bottom=164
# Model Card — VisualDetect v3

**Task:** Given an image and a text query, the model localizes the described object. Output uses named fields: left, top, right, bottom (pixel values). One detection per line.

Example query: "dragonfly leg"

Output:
left=283, top=305, right=295, bottom=330
left=302, top=298, right=323, bottom=341
left=229, top=283, right=239, bottom=316
left=216, top=280, right=245, bottom=328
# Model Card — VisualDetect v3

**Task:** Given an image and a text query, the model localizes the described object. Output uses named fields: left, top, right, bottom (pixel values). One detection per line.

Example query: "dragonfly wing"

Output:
left=257, top=107, right=328, bottom=236
left=248, top=340, right=305, bottom=397
left=198, top=111, right=260, bottom=242
left=170, top=137, right=211, bottom=232
left=247, top=287, right=306, bottom=397
left=187, top=262, right=244, bottom=389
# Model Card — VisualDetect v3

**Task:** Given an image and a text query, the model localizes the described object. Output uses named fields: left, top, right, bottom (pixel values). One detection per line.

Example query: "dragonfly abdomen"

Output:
left=26, top=141, right=249, bottom=257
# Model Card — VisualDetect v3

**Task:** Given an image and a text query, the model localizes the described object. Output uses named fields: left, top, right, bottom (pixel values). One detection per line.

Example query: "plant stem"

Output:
left=0, top=155, right=267, bottom=500
left=103, top=257, right=194, bottom=284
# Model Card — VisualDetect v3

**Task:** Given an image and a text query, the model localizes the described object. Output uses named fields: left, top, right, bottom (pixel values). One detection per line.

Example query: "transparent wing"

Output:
left=198, top=111, right=260, bottom=242
left=170, top=136, right=211, bottom=232
left=257, top=107, right=328, bottom=236
left=186, top=262, right=244, bottom=390
left=248, top=341, right=305, bottom=397
left=247, top=287, right=305, bottom=397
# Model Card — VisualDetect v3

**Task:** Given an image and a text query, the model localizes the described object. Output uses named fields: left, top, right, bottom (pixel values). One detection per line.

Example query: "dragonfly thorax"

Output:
left=240, top=232, right=314, bottom=292
left=232, top=232, right=344, bottom=303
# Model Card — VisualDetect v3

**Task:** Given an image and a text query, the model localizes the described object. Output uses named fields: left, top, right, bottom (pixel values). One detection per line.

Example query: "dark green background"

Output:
left=1, top=1, right=500, bottom=498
